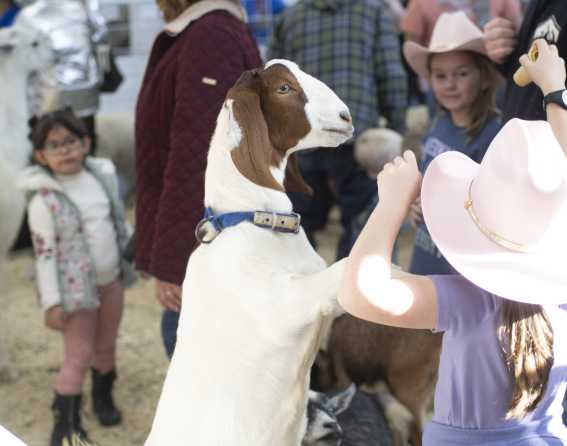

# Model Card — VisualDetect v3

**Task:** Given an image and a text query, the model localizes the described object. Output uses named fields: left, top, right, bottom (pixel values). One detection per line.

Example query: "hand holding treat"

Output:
left=517, top=39, right=566, bottom=94
left=513, top=42, right=539, bottom=87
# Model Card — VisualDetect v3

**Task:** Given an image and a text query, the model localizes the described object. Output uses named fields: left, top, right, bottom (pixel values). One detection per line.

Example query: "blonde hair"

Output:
left=428, top=52, right=501, bottom=140
left=499, top=301, right=554, bottom=419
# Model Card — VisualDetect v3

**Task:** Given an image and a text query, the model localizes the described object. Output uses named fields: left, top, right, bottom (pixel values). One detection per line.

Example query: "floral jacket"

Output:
left=17, top=157, right=136, bottom=312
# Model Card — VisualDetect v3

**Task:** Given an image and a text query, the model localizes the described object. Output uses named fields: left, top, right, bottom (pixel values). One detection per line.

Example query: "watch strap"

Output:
left=542, top=89, right=567, bottom=111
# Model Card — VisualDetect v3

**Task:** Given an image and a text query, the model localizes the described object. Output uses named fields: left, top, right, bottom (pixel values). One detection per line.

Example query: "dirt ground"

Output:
left=1, top=108, right=427, bottom=446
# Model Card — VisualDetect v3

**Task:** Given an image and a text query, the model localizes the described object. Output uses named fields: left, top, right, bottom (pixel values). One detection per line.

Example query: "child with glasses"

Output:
left=17, top=108, right=136, bottom=446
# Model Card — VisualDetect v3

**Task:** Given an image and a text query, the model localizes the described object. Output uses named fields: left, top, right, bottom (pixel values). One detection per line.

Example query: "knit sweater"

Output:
left=134, top=7, right=261, bottom=285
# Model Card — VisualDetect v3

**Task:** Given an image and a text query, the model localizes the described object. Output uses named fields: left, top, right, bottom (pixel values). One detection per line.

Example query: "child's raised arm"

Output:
left=519, top=39, right=567, bottom=156
left=338, top=151, right=438, bottom=329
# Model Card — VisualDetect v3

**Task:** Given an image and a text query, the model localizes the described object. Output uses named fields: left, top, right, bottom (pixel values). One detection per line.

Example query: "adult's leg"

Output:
left=332, top=143, right=377, bottom=259
left=287, top=148, right=334, bottom=250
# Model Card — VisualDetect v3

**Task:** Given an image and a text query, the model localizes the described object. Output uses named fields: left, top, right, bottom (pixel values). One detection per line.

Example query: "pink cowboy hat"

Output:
left=421, top=118, right=567, bottom=305
left=403, top=11, right=487, bottom=79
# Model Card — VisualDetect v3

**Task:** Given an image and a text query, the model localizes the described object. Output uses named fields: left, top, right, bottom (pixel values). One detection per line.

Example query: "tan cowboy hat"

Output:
left=403, top=11, right=487, bottom=79
left=421, top=118, right=567, bottom=305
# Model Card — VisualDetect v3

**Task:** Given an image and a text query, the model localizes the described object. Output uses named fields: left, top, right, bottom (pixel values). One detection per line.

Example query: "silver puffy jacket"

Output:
left=15, top=0, right=108, bottom=117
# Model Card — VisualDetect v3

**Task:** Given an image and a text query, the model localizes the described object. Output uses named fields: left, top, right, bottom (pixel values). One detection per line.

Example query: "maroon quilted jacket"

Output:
left=134, top=11, right=261, bottom=285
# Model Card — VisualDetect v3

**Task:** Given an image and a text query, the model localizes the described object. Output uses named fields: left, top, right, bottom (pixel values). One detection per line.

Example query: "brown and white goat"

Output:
left=144, top=60, right=354, bottom=446
left=312, top=315, right=442, bottom=446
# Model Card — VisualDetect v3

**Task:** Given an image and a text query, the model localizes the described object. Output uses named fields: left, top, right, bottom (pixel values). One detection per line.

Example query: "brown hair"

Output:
left=498, top=301, right=554, bottom=419
left=156, top=0, right=202, bottom=22
left=28, top=108, right=88, bottom=152
left=428, top=52, right=501, bottom=140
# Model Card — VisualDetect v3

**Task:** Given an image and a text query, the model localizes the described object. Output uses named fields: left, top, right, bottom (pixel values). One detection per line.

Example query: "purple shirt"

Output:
left=428, top=275, right=567, bottom=442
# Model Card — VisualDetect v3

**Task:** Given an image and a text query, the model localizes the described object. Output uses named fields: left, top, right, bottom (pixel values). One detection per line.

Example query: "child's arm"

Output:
left=28, top=196, right=62, bottom=312
left=338, top=151, right=438, bottom=329
left=519, top=39, right=567, bottom=155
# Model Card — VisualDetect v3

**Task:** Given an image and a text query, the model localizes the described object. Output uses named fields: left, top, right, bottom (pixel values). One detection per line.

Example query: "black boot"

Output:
left=91, top=368, right=122, bottom=426
left=50, top=393, right=97, bottom=446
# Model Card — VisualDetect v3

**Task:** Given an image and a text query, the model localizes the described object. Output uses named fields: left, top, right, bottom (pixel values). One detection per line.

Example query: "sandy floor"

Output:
left=1, top=107, right=427, bottom=446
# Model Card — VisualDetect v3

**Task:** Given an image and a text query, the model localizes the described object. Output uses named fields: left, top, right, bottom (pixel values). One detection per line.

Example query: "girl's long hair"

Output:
left=428, top=52, right=501, bottom=139
left=156, top=0, right=202, bottom=22
left=28, top=107, right=88, bottom=152
left=498, top=300, right=554, bottom=419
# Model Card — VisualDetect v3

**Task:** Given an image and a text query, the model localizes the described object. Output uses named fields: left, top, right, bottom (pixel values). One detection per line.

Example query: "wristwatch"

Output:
left=542, top=89, right=567, bottom=111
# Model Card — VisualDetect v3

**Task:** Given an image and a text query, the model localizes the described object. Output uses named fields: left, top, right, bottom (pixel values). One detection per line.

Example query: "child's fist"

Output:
left=45, top=305, right=66, bottom=331
left=377, top=150, right=422, bottom=211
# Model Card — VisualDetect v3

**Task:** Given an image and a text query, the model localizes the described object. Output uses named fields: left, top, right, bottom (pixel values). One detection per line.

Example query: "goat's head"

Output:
left=225, top=59, right=353, bottom=194
left=303, top=385, right=356, bottom=446
left=0, top=26, right=52, bottom=72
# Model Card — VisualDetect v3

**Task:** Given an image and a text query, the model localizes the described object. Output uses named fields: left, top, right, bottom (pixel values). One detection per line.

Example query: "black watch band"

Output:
left=542, top=89, right=567, bottom=111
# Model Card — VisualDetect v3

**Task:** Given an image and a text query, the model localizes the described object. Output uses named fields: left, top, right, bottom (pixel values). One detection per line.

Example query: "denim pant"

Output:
left=161, top=309, right=179, bottom=360
left=563, top=391, right=567, bottom=426
left=287, top=143, right=377, bottom=260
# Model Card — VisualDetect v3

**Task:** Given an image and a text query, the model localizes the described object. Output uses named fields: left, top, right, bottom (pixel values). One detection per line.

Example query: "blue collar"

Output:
left=195, top=207, right=301, bottom=244
left=0, top=5, right=20, bottom=28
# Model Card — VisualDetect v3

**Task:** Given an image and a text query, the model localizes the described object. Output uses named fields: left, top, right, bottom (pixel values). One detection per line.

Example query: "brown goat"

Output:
left=312, top=314, right=442, bottom=446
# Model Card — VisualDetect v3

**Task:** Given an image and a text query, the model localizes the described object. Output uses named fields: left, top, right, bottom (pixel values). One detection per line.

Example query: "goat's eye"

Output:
left=277, top=84, right=291, bottom=94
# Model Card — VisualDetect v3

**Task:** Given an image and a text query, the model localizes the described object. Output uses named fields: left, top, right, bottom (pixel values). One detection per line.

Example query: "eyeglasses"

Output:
left=43, top=135, right=81, bottom=154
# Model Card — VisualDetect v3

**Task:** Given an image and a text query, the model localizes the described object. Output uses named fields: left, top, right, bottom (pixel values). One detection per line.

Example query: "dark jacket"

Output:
left=135, top=10, right=261, bottom=284
left=501, top=0, right=567, bottom=122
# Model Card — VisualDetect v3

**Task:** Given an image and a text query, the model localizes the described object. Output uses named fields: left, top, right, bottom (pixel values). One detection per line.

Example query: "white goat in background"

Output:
left=0, top=26, right=52, bottom=381
left=145, top=60, right=354, bottom=446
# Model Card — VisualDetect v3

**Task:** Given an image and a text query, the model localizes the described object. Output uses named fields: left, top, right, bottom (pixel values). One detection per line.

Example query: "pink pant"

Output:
left=55, top=279, right=124, bottom=395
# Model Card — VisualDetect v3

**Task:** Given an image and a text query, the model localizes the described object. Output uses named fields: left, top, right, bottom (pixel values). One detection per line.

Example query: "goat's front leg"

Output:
left=291, top=258, right=347, bottom=318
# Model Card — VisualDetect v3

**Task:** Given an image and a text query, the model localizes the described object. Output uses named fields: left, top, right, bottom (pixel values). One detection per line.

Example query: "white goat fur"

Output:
left=144, top=60, right=354, bottom=446
left=0, top=26, right=51, bottom=379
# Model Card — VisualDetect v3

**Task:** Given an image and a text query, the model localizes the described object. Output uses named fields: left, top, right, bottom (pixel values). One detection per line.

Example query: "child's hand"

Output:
left=377, top=150, right=422, bottom=213
left=45, top=305, right=66, bottom=331
left=519, top=39, right=566, bottom=95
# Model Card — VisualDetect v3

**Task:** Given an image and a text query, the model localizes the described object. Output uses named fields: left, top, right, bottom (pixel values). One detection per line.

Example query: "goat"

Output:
left=304, top=384, right=395, bottom=446
left=0, top=25, right=52, bottom=382
left=312, top=315, right=442, bottom=446
left=144, top=60, right=354, bottom=446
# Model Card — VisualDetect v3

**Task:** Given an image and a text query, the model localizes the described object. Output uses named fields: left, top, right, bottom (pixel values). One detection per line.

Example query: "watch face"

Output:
left=562, top=90, right=567, bottom=107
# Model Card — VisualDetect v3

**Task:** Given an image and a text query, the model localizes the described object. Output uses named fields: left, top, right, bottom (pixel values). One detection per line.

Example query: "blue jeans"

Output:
left=563, top=390, right=567, bottom=426
left=287, top=143, right=377, bottom=260
left=161, top=309, right=179, bottom=360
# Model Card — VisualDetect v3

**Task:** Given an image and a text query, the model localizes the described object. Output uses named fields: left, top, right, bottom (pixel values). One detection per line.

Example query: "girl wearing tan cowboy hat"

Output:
left=403, top=11, right=504, bottom=277
left=338, top=40, right=567, bottom=445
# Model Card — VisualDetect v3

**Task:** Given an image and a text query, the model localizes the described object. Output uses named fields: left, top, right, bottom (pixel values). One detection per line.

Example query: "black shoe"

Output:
left=91, top=368, right=122, bottom=426
left=50, top=393, right=97, bottom=446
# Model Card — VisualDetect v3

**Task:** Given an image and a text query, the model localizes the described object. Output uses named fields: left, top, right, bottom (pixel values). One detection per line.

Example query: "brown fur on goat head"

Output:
left=227, top=65, right=312, bottom=195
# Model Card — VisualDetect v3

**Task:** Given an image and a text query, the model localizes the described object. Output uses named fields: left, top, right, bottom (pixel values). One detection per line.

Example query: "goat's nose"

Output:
left=339, top=110, right=352, bottom=124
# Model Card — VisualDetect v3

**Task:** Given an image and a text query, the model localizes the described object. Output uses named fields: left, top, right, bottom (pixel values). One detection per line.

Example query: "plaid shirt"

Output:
left=267, top=0, right=408, bottom=135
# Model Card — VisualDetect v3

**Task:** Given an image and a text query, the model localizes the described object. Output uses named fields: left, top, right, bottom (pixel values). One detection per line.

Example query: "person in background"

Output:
left=242, top=0, right=286, bottom=57
left=268, top=0, right=408, bottom=260
left=14, top=0, right=108, bottom=152
left=0, top=0, right=20, bottom=27
left=404, top=12, right=502, bottom=275
left=17, top=108, right=136, bottom=446
left=135, top=0, right=261, bottom=359
left=338, top=39, right=567, bottom=445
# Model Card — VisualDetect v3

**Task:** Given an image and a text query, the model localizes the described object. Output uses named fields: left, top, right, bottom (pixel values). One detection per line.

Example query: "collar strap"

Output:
left=195, top=207, right=301, bottom=244
left=464, top=180, right=529, bottom=253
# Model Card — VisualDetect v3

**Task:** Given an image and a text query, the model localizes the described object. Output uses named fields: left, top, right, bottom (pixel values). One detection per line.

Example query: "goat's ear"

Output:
left=230, top=88, right=284, bottom=192
left=329, top=384, right=356, bottom=415
left=284, top=152, right=312, bottom=195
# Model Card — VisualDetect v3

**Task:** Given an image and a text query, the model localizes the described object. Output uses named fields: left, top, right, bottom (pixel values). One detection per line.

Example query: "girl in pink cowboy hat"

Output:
left=338, top=39, right=567, bottom=445
left=404, top=11, right=504, bottom=276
